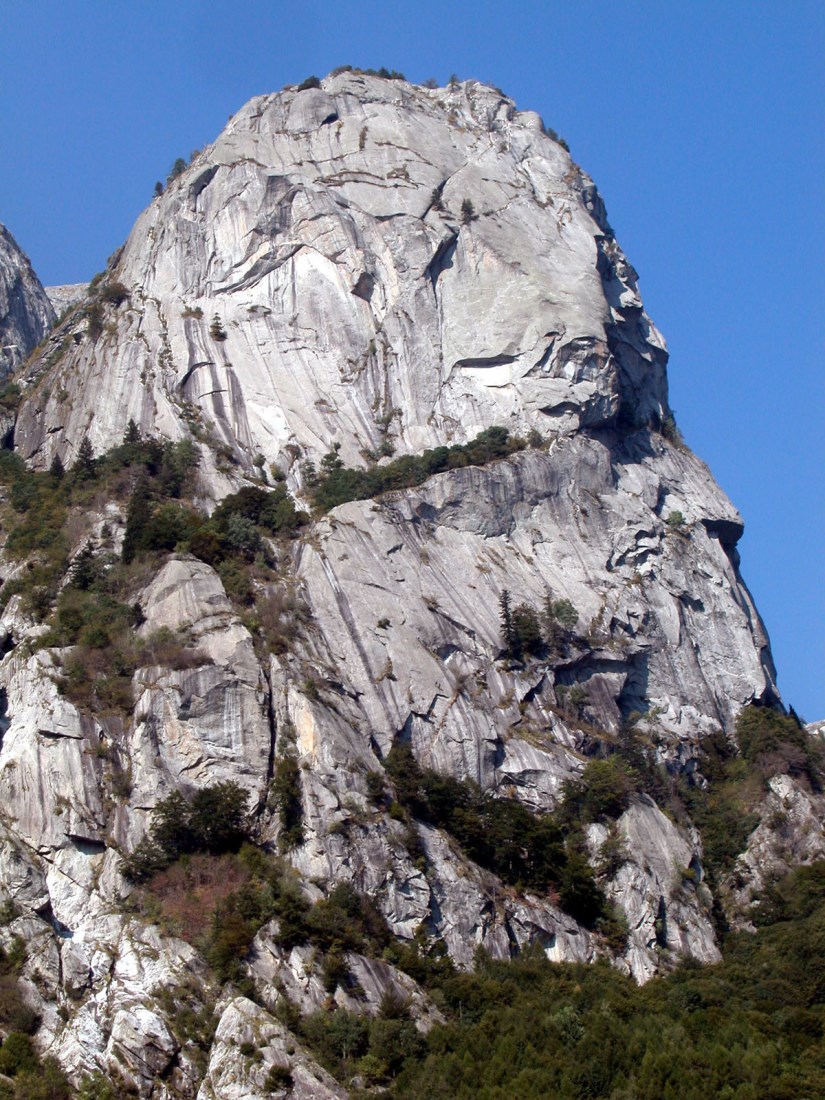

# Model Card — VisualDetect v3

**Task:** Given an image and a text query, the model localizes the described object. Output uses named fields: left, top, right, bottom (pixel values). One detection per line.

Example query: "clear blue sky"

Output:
left=1, top=0, right=822, bottom=718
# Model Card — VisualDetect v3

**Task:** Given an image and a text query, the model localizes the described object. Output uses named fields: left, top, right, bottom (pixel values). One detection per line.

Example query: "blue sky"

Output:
left=1, top=0, right=822, bottom=717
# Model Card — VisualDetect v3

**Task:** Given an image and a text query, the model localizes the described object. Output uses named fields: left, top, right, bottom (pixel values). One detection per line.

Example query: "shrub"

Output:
left=383, top=742, right=609, bottom=925
left=77, top=1072, right=120, bottom=1100
left=546, top=595, right=579, bottom=632
left=121, top=782, right=251, bottom=882
left=264, top=1065, right=294, bottom=1090
left=660, top=414, right=684, bottom=446
left=500, top=589, right=580, bottom=659
left=0, top=1031, right=38, bottom=1076
left=209, top=314, right=227, bottom=341
left=560, top=757, right=637, bottom=824
left=85, top=301, right=104, bottom=340
left=735, top=703, right=820, bottom=782
left=460, top=197, right=476, bottom=224
left=0, top=382, right=22, bottom=411
left=302, top=1009, right=369, bottom=1068
left=297, top=75, right=321, bottom=90
left=0, top=972, right=38, bottom=1035
left=511, top=602, right=542, bottom=657
left=167, top=157, right=187, bottom=184
left=360, top=67, right=405, bottom=80
left=99, top=281, right=129, bottom=306
left=310, top=427, right=524, bottom=513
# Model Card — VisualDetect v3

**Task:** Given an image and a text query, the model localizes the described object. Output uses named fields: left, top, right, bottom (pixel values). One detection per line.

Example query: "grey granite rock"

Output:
left=0, top=222, right=55, bottom=381
left=0, top=74, right=800, bottom=1093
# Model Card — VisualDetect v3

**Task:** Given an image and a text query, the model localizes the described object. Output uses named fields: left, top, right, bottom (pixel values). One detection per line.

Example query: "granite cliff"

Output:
left=0, top=72, right=819, bottom=1097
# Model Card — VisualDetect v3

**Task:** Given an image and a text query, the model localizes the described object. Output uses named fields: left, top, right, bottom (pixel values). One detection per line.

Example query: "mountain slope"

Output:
left=0, top=73, right=819, bottom=1098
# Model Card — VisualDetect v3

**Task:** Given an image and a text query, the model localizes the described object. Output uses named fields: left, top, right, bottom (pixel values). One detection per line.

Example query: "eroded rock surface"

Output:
left=15, top=73, right=666, bottom=477
left=0, top=222, right=55, bottom=382
left=0, top=73, right=801, bottom=1096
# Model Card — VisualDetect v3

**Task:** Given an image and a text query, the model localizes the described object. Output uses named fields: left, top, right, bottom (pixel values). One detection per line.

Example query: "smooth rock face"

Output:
left=15, top=73, right=666, bottom=473
left=0, top=73, right=797, bottom=1094
left=0, top=222, right=55, bottom=381
left=45, top=283, right=88, bottom=316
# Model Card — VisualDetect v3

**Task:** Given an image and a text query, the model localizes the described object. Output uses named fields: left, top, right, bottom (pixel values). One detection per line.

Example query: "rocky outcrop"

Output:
left=45, top=283, right=87, bottom=317
left=0, top=72, right=799, bottom=1095
left=724, top=771, right=825, bottom=923
left=15, top=73, right=666, bottom=475
left=197, top=997, right=346, bottom=1100
left=0, top=223, right=55, bottom=380
left=588, top=799, right=719, bottom=982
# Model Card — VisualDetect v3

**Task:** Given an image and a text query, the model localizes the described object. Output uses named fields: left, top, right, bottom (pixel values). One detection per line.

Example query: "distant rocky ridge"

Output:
left=45, top=283, right=88, bottom=317
left=0, top=72, right=821, bottom=1098
left=0, top=223, right=54, bottom=380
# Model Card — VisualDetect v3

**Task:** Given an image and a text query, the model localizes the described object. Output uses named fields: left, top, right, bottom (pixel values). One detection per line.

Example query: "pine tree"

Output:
left=461, top=198, right=476, bottom=224
left=69, top=542, right=100, bottom=591
left=499, top=589, right=516, bottom=658
left=121, top=476, right=153, bottom=563
left=166, top=157, right=187, bottom=185
left=123, top=418, right=141, bottom=445
left=48, top=453, right=65, bottom=481
left=73, top=435, right=96, bottom=480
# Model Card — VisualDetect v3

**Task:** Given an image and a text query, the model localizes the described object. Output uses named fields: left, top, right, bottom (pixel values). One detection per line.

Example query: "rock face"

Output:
left=45, top=283, right=88, bottom=316
left=0, top=72, right=800, bottom=1095
left=0, top=222, right=55, bottom=381
left=15, top=72, right=666, bottom=473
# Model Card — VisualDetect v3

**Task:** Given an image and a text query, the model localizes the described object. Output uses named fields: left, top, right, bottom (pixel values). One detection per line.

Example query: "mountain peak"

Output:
left=15, top=75, right=664, bottom=484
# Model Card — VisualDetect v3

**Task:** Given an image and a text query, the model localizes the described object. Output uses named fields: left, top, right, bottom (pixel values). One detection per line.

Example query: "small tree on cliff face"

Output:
left=461, top=198, right=476, bottom=224
left=73, top=435, right=96, bottom=480
left=499, top=589, right=516, bottom=657
left=511, top=603, right=543, bottom=657
left=49, top=453, right=65, bottom=482
left=166, top=157, right=187, bottom=185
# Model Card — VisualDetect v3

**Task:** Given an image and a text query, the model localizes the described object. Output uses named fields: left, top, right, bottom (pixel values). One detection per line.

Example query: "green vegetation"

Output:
left=736, top=704, right=820, bottom=784
left=208, top=314, right=226, bottom=341
left=327, top=66, right=406, bottom=81
left=166, top=156, right=188, bottom=185
left=0, top=937, right=71, bottom=1099
left=0, top=936, right=38, bottom=1037
left=302, top=1001, right=423, bottom=1086
left=381, top=860, right=825, bottom=1099
left=498, top=586, right=581, bottom=660
left=0, top=430, right=310, bottom=715
left=0, top=382, right=22, bottom=413
left=127, top=828, right=391, bottom=987
left=0, top=1037, right=71, bottom=1099
left=120, top=782, right=252, bottom=882
left=98, top=281, right=129, bottom=307
left=383, top=742, right=628, bottom=934
left=673, top=705, right=822, bottom=936
left=270, top=749, right=304, bottom=851
left=305, top=427, right=529, bottom=513
left=666, top=509, right=686, bottom=529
